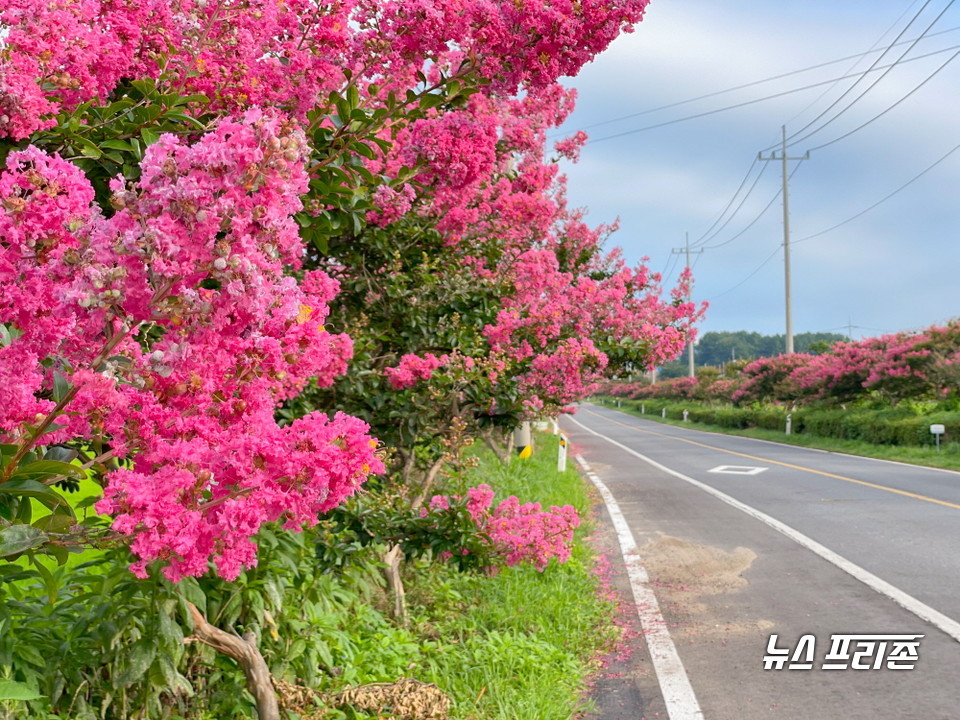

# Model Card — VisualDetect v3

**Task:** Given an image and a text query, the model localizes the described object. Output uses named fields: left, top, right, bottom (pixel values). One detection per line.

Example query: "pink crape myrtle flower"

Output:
left=428, top=484, right=580, bottom=572
left=0, top=110, right=384, bottom=581
left=384, top=352, right=448, bottom=390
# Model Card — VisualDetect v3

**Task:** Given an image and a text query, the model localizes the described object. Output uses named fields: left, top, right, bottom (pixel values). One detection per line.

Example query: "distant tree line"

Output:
left=658, top=330, right=847, bottom=378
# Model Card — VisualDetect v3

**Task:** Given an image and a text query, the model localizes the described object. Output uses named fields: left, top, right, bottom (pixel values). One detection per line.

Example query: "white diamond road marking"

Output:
left=708, top=465, right=768, bottom=476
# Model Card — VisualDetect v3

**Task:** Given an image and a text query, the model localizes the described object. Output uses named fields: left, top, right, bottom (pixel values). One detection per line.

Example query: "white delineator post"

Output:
left=558, top=433, right=568, bottom=472
left=514, top=421, right=532, bottom=459
left=931, top=424, right=945, bottom=452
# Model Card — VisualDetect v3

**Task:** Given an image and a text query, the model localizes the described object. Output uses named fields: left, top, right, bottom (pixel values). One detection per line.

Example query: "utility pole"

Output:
left=672, top=232, right=704, bottom=377
left=759, top=126, right=808, bottom=355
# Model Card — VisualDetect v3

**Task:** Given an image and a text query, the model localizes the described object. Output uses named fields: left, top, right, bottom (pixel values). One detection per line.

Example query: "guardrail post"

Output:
left=514, top=422, right=532, bottom=459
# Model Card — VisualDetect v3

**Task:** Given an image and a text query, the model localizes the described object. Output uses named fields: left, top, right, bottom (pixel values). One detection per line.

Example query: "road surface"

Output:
left=566, top=402, right=960, bottom=720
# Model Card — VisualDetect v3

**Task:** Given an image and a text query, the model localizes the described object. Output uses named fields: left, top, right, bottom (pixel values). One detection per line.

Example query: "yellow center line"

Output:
left=584, top=406, right=960, bottom=511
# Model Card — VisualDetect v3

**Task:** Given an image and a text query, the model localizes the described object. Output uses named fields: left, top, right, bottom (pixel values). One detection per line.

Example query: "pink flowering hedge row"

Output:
left=604, top=322, right=960, bottom=409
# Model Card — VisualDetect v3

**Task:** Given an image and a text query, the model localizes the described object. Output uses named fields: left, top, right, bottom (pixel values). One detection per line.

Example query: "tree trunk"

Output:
left=185, top=602, right=279, bottom=720
left=481, top=429, right=510, bottom=463
left=382, top=544, right=407, bottom=625
left=410, top=458, right=446, bottom=512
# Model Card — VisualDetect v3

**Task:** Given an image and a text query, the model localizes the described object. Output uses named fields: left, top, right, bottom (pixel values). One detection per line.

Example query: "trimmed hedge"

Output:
left=596, top=397, right=960, bottom=448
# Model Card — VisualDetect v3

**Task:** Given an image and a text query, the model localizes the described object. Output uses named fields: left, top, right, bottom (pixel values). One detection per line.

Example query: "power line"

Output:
left=786, top=0, right=928, bottom=127
left=690, top=158, right=761, bottom=246
left=694, top=162, right=769, bottom=248
left=806, top=47, right=960, bottom=152
left=794, top=141, right=960, bottom=244
left=771, top=0, right=942, bottom=150
left=583, top=42, right=960, bottom=145
left=701, top=160, right=805, bottom=250
left=706, top=245, right=782, bottom=301
left=659, top=251, right=680, bottom=285
left=783, top=0, right=957, bottom=151
left=555, top=25, right=960, bottom=140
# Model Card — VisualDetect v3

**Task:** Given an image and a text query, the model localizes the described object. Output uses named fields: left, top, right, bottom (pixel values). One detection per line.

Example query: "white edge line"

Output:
left=585, top=401, right=960, bottom=478
left=567, top=414, right=960, bottom=644
left=574, top=454, right=705, bottom=720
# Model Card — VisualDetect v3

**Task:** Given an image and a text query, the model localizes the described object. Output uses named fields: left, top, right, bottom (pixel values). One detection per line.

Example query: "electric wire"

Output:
left=555, top=24, right=960, bottom=140
left=694, top=162, right=770, bottom=248
left=785, top=0, right=927, bottom=127
left=707, top=245, right=782, bottom=301
left=582, top=43, right=960, bottom=145
left=783, top=0, right=957, bottom=151
left=659, top=252, right=680, bottom=285
left=690, top=158, right=761, bottom=246
left=768, top=0, right=943, bottom=151
left=702, top=161, right=805, bottom=251
left=805, top=47, right=960, bottom=152
left=793, top=141, right=960, bottom=244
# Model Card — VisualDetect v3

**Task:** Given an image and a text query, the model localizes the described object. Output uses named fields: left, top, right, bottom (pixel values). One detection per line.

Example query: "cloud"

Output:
left=557, top=0, right=960, bottom=338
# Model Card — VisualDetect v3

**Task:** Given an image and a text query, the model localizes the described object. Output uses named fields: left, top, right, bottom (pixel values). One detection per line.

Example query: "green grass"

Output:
left=596, top=399, right=960, bottom=472
left=401, top=433, right=616, bottom=720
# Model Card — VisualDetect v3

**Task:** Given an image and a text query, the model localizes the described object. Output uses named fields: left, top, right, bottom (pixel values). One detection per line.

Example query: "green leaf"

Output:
left=100, top=139, right=133, bottom=152
left=48, top=544, right=69, bottom=566
left=346, top=85, right=360, bottom=110
left=52, top=371, right=71, bottom=403
left=10, top=460, right=85, bottom=483
left=130, top=79, right=157, bottom=97
left=30, top=555, right=59, bottom=603
left=352, top=142, right=376, bottom=160
left=0, top=324, right=23, bottom=347
left=140, top=127, right=160, bottom=146
left=75, top=495, right=101, bottom=510
left=33, top=513, right=74, bottom=533
left=43, top=446, right=77, bottom=464
left=164, top=111, right=208, bottom=130
left=335, top=98, right=352, bottom=124
left=177, top=577, right=207, bottom=615
left=0, top=525, right=48, bottom=557
left=0, top=479, right=75, bottom=518
left=119, top=639, right=157, bottom=686
left=70, top=136, right=102, bottom=158
left=0, top=679, right=44, bottom=702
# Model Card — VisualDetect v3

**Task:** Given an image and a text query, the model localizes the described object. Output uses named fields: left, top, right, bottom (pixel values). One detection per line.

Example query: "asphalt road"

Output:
left=566, top=403, right=960, bottom=720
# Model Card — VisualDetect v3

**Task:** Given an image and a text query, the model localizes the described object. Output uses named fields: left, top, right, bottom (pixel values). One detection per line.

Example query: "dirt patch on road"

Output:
left=641, top=534, right=756, bottom=596
left=638, top=533, right=770, bottom=641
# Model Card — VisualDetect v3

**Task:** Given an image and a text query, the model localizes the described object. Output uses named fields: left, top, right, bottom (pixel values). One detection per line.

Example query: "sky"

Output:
left=555, top=0, right=960, bottom=342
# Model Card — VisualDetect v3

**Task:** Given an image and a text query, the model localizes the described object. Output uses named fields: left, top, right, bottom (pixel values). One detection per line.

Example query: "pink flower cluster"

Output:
left=426, top=484, right=580, bottom=572
left=384, top=353, right=448, bottom=390
left=1, top=111, right=383, bottom=580
left=0, top=0, right=651, bottom=140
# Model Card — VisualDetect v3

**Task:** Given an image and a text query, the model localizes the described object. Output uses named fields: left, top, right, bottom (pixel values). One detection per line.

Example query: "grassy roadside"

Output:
left=287, top=431, right=616, bottom=720
left=3, top=432, right=616, bottom=720
left=593, top=398, right=960, bottom=472
left=403, top=431, right=617, bottom=719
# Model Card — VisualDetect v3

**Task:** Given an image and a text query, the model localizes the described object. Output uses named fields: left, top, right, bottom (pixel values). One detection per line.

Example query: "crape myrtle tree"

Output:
left=287, top=85, right=702, bottom=619
left=0, top=0, right=707, bottom=715
left=0, top=0, right=664, bottom=573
